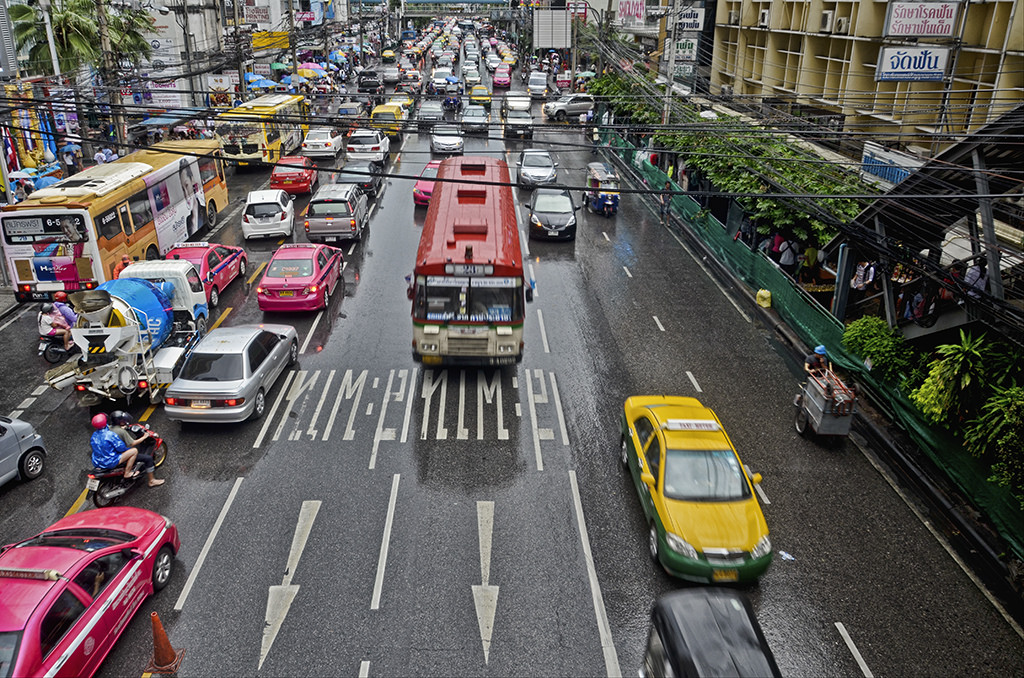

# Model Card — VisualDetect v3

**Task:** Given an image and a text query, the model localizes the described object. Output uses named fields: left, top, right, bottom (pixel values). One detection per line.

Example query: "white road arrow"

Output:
left=472, top=501, right=498, bottom=664
left=260, top=500, right=321, bottom=670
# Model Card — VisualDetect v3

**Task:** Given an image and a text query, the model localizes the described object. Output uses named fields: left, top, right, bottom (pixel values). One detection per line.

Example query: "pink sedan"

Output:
left=493, top=68, right=511, bottom=88
left=257, top=243, right=344, bottom=311
left=413, top=160, right=442, bottom=206
left=164, top=241, right=248, bottom=307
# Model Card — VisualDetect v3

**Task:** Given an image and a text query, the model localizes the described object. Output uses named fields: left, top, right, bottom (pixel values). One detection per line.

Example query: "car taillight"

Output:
left=325, top=141, right=332, bottom=147
left=138, top=379, right=149, bottom=390
left=215, top=398, right=245, bottom=407
left=165, top=397, right=179, bottom=406
left=280, top=212, right=288, bottom=221
left=305, top=284, right=318, bottom=295
left=75, top=384, right=86, bottom=391
left=371, top=146, right=380, bottom=151
left=304, top=221, right=310, bottom=230
left=350, top=218, right=356, bottom=229
left=302, top=142, right=307, bottom=147
left=257, top=286, right=265, bottom=294
left=347, top=147, right=355, bottom=153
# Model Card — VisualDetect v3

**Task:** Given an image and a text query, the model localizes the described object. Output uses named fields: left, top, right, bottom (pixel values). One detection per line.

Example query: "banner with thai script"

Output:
left=885, top=2, right=958, bottom=38
left=876, top=46, right=950, bottom=81
left=617, top=0, right=645, bottom=24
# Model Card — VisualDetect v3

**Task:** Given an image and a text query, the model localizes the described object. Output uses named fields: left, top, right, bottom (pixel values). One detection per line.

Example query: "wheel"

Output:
left=146, top=245, right=159, bottom=261
left=152, top=545, right=174, bottom=592
left=93, top=479, right=118, bottom=508
left=209, top=286, right=219, bottom=308
left=648, top=523, right=659, bottom=562
left=19, top=448, right=45, bottom=480
left=250, top=388, right=266, bottom=420
left=206, top=201, right=218, bottom=229
left=795, top=409, right=811, bottom=437
left=288, top=340, right=298, bottom=365
left=556, top=110, right=566, bottom=122
left=321, top=288, right=329, bottom=309
left=152, top=441, right=168, bottom=467
left=619, top=436, right=628, bottom=468
left=43, top=343, right=64, bottom=364
left=195, top=315, right=208, bottom=337
left=238, top=258, right=247, bottom=277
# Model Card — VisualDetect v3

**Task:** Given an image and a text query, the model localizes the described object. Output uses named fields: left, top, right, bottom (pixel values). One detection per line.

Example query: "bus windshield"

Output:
left=414, top=276, right=521, bottom=323
left=215, top=122, right=260, bottom=141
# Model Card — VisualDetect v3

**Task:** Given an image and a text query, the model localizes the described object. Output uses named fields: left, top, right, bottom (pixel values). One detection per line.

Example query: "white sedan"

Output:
left=301, top=127, right=344, bottom=158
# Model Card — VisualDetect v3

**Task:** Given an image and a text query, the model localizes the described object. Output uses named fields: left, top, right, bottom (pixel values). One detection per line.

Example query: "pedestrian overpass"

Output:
left=399, top=0, right=511, bottom=18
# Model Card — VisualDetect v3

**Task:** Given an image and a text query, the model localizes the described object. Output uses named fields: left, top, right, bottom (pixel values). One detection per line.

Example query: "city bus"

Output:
left=215, top=93, right=308, bottom=165
left=409, top=156, right=533, bottom=366
left=0, top=140, right=227, bottom=302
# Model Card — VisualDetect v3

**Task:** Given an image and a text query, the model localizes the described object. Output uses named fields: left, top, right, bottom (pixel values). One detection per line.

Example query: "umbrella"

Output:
left=243, top=72, right=261, bottom=82
left=61, top=142, right=82, bottom=153
left=248, top=78, right=277, bottom=89
left=329, top=51, right=346, bottom=62
left=298, top=62, right=323, bottom=70
left=281, top=74, right=308, bottom=85
left=445, top=76, right=459, bottom=83
left=328, top=63, right=340, bottom=71
left=577, top=71, right=596, bottom=78
left=271, top=62, right=290, bottom=70
left=297, top=68, right=324, bottom=78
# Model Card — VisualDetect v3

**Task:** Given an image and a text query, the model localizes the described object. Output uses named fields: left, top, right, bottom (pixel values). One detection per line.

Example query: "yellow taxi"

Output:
left=620, top=396, right=772, bottom=583
left=381, top=49, right=397, bottom=63
left=469, top=84, right=492, bottom=109
left=387, top=92, right=414, bottom=112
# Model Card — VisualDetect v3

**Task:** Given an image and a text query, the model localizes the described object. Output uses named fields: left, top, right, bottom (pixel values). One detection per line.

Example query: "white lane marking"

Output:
left=400, top=367, right=417, bottom=443
left=686, top=370, right=703, bottom=392
left=663, top=227, right=752, bottom=323
left=32, top=384, right=48, bottom=396
left=537, top=309, right=550, bottom=353
left=653, top=316, right=665, bottom=332
left=348, top=243, right=357, bottom=256
left=16, top=397, right=35, bottom=410
left=300, top=310, right=323, bottom=353
left=370, top=473, right=401, bottom=610
left=569, top=471, right=621, bottom=678
left=519, top=227, right=531, bottom=257
left=473, top=500, right=499, bottom=664
left=282, top=500, right=321, bottom=587
left=305, top=369, right=335, bottom=439
left=0, top=305, right=32, bottom=333
left=369, top=369, right=395, bottom=470
left=369, top=203, right=377, bottom=219
left=835, top=622, right=874, bottom=677
left=253, top=371, right=296, bottom=448
left=175, top=477, right=244, bottom=611
left=8, top=410, right=23, bottom=419
left=622, top=266, right=632, bottom=278
left=549, top=372, right=569, bottom=446
left=358, top=661, right=370, bottom=678
left=524, top=369, right=543, bottom=471
left=457, top=370, right=470, bottom=440
left=602, top=232, right=609, bottom=241
left=856, top=439, right=1024, bottom=640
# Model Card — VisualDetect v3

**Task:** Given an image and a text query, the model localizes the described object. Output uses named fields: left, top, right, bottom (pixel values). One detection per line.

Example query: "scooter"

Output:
left=87, top=424, right=168, bottom=507
left=37, top=333, right=79, bottom=364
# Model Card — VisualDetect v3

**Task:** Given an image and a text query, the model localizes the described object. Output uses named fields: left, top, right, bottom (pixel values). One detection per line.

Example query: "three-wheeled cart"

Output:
left=794, top=369, right=856, bottom=442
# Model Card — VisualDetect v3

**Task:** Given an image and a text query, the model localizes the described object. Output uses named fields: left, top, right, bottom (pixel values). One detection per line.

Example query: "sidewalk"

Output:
left=0, top=286, right=19, bottom=320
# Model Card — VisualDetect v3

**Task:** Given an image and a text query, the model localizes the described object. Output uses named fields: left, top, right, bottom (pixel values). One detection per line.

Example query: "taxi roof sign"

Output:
left=171, top=242, right=209, bottom=249
left=0, top=567, right=61, bottom=581
left=664, top=419, right=720, bottom=432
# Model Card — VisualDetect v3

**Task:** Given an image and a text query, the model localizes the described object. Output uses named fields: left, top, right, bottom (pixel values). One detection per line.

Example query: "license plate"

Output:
left=38, top=341, right=48, bottom=351
left=279, top=290, right=294, bottom=297
left=712, top=569, right=739, bottom=582
left=86, top=477, right=99, bottom=491
left=326, top=236, right=337, bottom=242
left=284, top=179, right=294, bottom=184
left=190, top=399, right=211, bottom=409
left=548, top=231, right=560, bottom=237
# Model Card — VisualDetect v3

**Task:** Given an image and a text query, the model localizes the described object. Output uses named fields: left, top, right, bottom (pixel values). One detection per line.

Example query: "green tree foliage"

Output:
left=964, top=387, right=1024, bottom=510
left=911, top=331, right=996, bottom=426
left=841, top=316, right=917, bottom=386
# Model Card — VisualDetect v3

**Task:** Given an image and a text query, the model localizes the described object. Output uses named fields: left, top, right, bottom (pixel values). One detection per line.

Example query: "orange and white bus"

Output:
left=215, top=93, right=308, bottom=165
left=0, top=139, right=227, bottom=302
left=409, top=156, right=533, bottom=365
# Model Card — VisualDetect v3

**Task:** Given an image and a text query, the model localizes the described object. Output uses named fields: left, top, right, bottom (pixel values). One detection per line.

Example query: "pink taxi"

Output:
left=0, top=507, right=180, bottom=678
left=164, top=241, right=248, bottom=307
left=493, top=66, right=511, bottom=88
left=413, top=159, right=442, bottom=206
left=256, top=243, right=344, bottom=311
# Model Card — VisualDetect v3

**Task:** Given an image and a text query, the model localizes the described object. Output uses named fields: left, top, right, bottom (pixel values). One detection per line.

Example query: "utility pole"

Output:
left=661, top=2, right=678, bottom=125
left=95, top=0, right=126, bottom=149
left=287, top=0, right=299, bottom=70
left=181, top=1, right=196, bottom=107
left=570, top=6, right=578, bottom=91
left=232, top=0, right=247, bottom=102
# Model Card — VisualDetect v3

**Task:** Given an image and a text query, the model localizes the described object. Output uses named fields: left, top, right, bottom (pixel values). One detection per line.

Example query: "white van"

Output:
left=527, top=72, right=549, bottom=99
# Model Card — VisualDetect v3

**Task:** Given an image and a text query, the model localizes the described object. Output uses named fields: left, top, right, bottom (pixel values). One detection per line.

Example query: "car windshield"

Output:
left=374, top=112, right=397, bottom=121
left=245, top=203, right=282, bottom=218
left=534, top=193, right=571, bottom=212
left=663, top=449, right=751, bottom=501
left=267, top=258, right=314, bottom=278
left=420, top=166, right=439, bottom=180
left=17, top=528, right=134, bottom=551
left=180, top=352, right=244, bottom=381
left=509, top=111, right=530, bottom=120
left=522, top=154, right=551, bottom=168
left=307, top=201, right=351, bottom=217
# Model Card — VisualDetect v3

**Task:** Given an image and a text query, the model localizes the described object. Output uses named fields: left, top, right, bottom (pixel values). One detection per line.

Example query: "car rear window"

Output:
left=267, top=259, right=314, bottom=278
left=307, top=201, right=352, bottom=217
left=180, top=352, right=245, bottom=381
left=534, top=193, right=571, bottom=212
left=373, top=113, right=397, bottom=121
left=306, top=130, right=332, bottom=141
left=348, top=135, right=378, bottom=146
left=245, top=203, right=283, bottom=218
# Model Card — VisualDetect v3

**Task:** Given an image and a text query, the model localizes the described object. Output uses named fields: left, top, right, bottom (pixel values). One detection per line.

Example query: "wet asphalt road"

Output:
left=1, top=68, right=1022, bottom=678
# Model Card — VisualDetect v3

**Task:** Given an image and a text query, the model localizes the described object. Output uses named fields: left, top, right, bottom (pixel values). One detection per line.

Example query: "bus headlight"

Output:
left=420, top=342, right=438, bottom=353
left=497, top=344, right=517, bottom=353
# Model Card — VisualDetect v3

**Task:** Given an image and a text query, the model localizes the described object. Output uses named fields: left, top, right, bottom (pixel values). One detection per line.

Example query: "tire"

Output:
left=195, top=315, right=208, bottom=337
left=209, top=286, right=220, bottom=308
left=152, top=545, right=174, bottom=592
left=288, top=340, right=299, bottom=365
left=239, top=258, right=247, bottom=278
left=206, top=202, right=218, bottom=229
left=152, top=441, right=168, bottom=467
left=648, top=523, right=659, bottom=562
left=250, top=388, right=266, bottom=420
left=19, top=448, right=45, bottom=480
left=619, top=436, right=628, bottom=468
left=43, top=343, right=64, bottom=364
left=321, top=288, right=329, bottom=309
left=795, top=409, right=811, bottom=437
left=93, top=479, right=118, bottom=508
left=146, top=245, right=160, bottom=261
left=556, top=110, right=566, bottom=122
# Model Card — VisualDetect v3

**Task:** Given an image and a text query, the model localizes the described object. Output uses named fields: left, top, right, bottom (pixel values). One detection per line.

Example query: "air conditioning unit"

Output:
left=727, top=10, right=740, bottom=25
left=819, top=10, right=834, bottom=33
left=721, top=84, right=734, bottom=96
left=757, top=9, right=770, bottom=27
left=834, top=17, right=850, bottom=34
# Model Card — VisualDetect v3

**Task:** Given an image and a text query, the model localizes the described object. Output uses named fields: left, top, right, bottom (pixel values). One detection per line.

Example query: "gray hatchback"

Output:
left=304, top=183, right=369, bottom=243
left=0, top=416, right=47, bottom=488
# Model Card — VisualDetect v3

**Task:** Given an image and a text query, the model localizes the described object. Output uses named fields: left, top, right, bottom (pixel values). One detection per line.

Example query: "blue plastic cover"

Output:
left=98, top=277, right=175, bottom=347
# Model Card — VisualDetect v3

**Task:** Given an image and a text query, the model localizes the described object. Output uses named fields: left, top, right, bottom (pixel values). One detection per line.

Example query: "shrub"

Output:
left=841, top=316, right=916, bottom=386
left=964, top=386, right=1024, bottom=511
left=910, top=330, right=994, bottom=426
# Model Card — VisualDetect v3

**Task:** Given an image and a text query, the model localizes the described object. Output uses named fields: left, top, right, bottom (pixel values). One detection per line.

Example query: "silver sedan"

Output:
left=164, top=324, right=298, bottom=423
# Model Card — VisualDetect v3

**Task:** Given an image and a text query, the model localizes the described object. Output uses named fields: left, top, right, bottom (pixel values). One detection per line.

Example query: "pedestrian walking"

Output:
left=778, top=237, right=799, bottom=276
left=658, top=181, right=672, bottom=225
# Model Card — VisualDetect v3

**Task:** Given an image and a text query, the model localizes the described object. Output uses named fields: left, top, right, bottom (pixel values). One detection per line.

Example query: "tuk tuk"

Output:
left=641, top=589, right=781, bottom=678
left=583, top=162, right=620, bottom=217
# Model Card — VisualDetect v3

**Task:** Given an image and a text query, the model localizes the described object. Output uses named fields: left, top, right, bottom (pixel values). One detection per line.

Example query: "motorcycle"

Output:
left=87, top=423, right=167, bottom=507
left=443, top=95, right=462, bottom=112
left=37, top=310, right=79, bottom=364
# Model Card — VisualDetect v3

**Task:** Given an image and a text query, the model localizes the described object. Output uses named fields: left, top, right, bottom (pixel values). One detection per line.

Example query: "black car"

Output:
left=525, top=187, right=578, bottom=241
left=358, top=71, right=384, bottom=96
left=504, top=109, right=533, bottom=139
left=332, top=161, right=382, bottom=197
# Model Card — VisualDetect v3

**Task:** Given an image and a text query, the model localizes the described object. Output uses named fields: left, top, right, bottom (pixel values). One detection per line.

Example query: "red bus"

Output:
left=409, top=156, right=533, bottom=365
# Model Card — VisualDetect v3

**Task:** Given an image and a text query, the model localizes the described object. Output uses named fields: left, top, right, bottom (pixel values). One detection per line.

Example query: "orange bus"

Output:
left=409, top=156, right=533, bottom=365
left=1, top=140, right=227, bottom=301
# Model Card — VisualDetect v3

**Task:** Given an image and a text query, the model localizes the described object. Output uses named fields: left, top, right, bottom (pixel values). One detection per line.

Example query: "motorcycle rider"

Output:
left=109, top=410, right=157, bottom=456
left=90, top=413, right=165, bottom=487
left=52, top=291, right=79, bottom=326
left=38, top=303, right=73, bottom=351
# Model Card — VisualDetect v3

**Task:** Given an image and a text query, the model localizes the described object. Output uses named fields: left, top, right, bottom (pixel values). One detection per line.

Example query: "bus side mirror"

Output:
left=407, top=286, right=414, bottom=300
left=525, top=287, right=534, bottom=302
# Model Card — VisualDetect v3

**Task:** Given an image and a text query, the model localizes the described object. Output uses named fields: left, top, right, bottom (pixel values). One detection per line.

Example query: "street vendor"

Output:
left=804, top=345, right=832, bottom=377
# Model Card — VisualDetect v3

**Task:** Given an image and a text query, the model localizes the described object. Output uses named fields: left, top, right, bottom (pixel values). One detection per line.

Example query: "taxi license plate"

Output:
left=283, top=179, right=294, bottom=184
left=712, top=569, right=739, bottom=582
left=86, top=477, right=99, bottom=491
left=279, top=290, right=294, bottom=297
left=190, top=399, right=211, bottom=409
left=326, top=236, right=337, bottom=242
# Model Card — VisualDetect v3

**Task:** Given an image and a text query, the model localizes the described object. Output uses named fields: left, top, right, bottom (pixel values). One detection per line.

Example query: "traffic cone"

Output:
left=146, top=612, right=185, bottom=674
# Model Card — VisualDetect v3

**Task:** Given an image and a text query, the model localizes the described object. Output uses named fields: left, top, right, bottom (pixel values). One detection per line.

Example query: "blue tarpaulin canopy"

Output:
left=141, top=108, right=207, bottom=127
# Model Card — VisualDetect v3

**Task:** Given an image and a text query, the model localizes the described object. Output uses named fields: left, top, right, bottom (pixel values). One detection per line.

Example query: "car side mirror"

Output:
left=553, top=162, right=559, bottom=167
left=525, top=287, right=534, bottom=303
left=641, top=472, right=656, bottom=488
left=751, top=472, right=763, bottom=485
left=406, top=285, right=414, bottom=300
left=121, top=547, right=141, bottom=560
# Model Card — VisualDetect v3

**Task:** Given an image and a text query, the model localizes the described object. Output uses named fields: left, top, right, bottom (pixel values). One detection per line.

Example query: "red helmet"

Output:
left=54, top=291, right=68, bottom=302
left=91, top=413, right=108, bottom=429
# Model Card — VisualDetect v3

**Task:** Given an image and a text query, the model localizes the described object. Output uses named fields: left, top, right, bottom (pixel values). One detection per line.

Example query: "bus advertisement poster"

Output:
left=144, top=156, right=206, bottom=251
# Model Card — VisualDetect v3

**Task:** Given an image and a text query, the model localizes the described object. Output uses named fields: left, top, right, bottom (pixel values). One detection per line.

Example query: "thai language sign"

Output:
left=674, top=8, right=705, bottom=32
left=885, top=2, right=958, bottom=38
left=617, top=0, right=645, bottom=23
left=876, top=46, right=950, bottom=81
